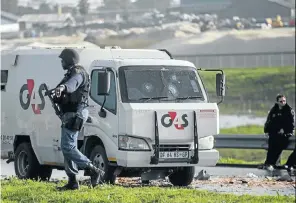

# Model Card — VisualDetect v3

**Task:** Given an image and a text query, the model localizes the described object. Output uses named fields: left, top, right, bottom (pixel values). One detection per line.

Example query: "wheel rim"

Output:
left=93, top=154, right=105, bottom=171
left=17, top=151, right=29, bottom=177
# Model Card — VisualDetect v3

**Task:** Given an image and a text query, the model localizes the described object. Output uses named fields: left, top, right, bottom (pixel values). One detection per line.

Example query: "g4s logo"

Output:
left=161, top=112, right=189, bottom=130
left=19, top=79, right=47, bottom=114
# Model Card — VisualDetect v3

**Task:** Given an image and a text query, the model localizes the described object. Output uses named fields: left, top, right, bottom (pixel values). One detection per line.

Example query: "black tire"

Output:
left=14, top=142, right=52, bottom=181
left=168, top=167, right=195, bottom=186
left=89, top=145, right=116, bottom=184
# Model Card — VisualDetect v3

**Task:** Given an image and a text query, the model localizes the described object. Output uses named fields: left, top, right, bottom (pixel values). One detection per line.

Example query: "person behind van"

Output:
left=54, top=48, right=104, bottom=190
left=260, top=94, right=295, bottom=171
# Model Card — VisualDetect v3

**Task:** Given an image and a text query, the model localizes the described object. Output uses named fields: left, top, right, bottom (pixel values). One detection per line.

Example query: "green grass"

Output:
left=1, top=178, right=294, bottom=203
left=217, top=125, right=294, bottom=164
left=218, top=149, right=290, bottom=165
left=199, top=66, right=295, bottom=116
left=219, top=157, right=264, bottom=164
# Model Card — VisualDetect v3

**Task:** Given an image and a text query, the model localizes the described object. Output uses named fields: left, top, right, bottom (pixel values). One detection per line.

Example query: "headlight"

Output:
left=118, top=135, right=150, bottom=151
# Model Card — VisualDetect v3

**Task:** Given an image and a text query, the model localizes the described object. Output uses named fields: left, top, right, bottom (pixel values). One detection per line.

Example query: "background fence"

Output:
left=174, top=51, right=295, bottom=69
left=214, top=134, right=295, bottom=150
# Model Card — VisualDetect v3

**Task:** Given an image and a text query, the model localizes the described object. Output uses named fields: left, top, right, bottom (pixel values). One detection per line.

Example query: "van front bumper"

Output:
left=116, top=149, right=219, bottom=167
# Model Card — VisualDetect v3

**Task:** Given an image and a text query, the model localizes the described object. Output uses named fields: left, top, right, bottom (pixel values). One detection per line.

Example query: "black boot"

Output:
left=57, top=175, right=79, bottom=191
left=284, top=165, right=295, bottom=174
left=86, top=163, right=105, bottom=187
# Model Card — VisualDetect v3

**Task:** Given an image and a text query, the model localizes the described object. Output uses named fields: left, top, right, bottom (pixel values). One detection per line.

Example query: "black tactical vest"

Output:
left=57, top=65, right=90, bottom=113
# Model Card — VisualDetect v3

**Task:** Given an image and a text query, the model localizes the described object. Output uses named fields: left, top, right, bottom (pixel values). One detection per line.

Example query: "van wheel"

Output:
left=89, top=145, right=116, bottom=185
left=14, top=142, right=52, bottom=181
left=168, top=167, right=195, bottom=186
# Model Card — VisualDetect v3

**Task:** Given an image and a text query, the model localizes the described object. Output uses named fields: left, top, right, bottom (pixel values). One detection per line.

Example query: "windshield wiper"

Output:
left=133, top=96, right=169, bottom=102
left=175, top=96, right=203, bottom=100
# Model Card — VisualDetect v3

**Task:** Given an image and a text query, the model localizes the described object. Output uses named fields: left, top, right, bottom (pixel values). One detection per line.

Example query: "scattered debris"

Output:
left=2, top=174, right=295, bottom=196
left=265, top=176, right=273, bottom=181
left=240, top=179, right=248, bottom=184
left=276, top=175, right=294, bottom=182
left=195, top=170, right=211, bottom=181
left=246, top=173, right=258, bottom=178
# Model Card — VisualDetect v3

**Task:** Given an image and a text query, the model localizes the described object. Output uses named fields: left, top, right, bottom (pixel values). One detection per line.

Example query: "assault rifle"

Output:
left=44, top=85, right=63, bottom=119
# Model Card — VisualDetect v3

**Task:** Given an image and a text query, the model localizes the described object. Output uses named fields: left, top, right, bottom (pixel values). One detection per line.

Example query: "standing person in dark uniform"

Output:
left=260, top=94, right=295, bottom=171
left=53, top=48, right=104, bottom=190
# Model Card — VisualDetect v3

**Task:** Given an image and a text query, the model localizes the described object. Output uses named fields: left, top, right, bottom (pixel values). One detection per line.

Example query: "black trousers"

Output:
left=264, top=134, right=290, bottom=166
left=286, top=147, right=296, bottom=167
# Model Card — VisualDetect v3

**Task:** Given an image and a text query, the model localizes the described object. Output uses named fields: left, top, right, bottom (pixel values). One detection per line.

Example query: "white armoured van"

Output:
left=1, top=47, right=226, bottom=186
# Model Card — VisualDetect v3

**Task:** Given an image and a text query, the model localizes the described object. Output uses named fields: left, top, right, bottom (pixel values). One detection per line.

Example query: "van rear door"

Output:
left=1, top=69, right=14, bottom=159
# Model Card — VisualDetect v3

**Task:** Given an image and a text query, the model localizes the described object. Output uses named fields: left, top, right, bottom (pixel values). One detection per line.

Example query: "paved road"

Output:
left=147, top=29, right=296, bottom=68
left=1, top=159, right=269, bottom=179
left=148, top=30, right=295, bottom=56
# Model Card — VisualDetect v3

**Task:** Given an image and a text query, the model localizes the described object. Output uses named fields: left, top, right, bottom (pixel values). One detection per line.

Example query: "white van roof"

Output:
left=2, top=46, right=173, bottom=60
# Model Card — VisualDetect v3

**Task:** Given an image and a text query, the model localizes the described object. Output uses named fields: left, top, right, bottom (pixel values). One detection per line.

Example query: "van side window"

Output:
left=1, top=70, right=8, bottom=91
left=90, top=69, right=117, bottom=115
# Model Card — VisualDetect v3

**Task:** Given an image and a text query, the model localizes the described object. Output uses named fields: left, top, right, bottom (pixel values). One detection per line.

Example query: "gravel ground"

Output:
left=41, top=176, right=295, bottom=197
left=191, top=177, right=295, bottom=196
left=114, top=176, right=296, bottom=196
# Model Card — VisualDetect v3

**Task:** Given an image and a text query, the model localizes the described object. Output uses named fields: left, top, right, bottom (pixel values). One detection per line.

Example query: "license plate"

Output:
left=159, top=151, right=189, bottom=159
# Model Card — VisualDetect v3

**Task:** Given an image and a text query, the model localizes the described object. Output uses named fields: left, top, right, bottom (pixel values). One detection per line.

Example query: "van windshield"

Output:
left=118, top=65, right=207, bottom=103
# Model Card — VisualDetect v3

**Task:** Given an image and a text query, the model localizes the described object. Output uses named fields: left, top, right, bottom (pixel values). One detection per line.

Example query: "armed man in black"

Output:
left=261, top=94, right=295, bottom=171
left=53, top=48, right=104, bottom=190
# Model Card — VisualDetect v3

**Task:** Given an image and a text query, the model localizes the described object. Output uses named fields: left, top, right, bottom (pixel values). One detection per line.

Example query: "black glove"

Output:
left=55, top=85, right=66, bottom=98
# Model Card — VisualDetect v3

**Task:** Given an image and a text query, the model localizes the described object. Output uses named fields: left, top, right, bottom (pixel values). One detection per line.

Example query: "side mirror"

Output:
left=216, top=73, right=226, bottom=97
left=200, top=69, right=225, bottom=105
left=97, top=70, right=111, bottom=96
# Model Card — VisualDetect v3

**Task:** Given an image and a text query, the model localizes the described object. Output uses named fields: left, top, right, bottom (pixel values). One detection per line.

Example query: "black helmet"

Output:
left=59, top=48, right=79, bottom=66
